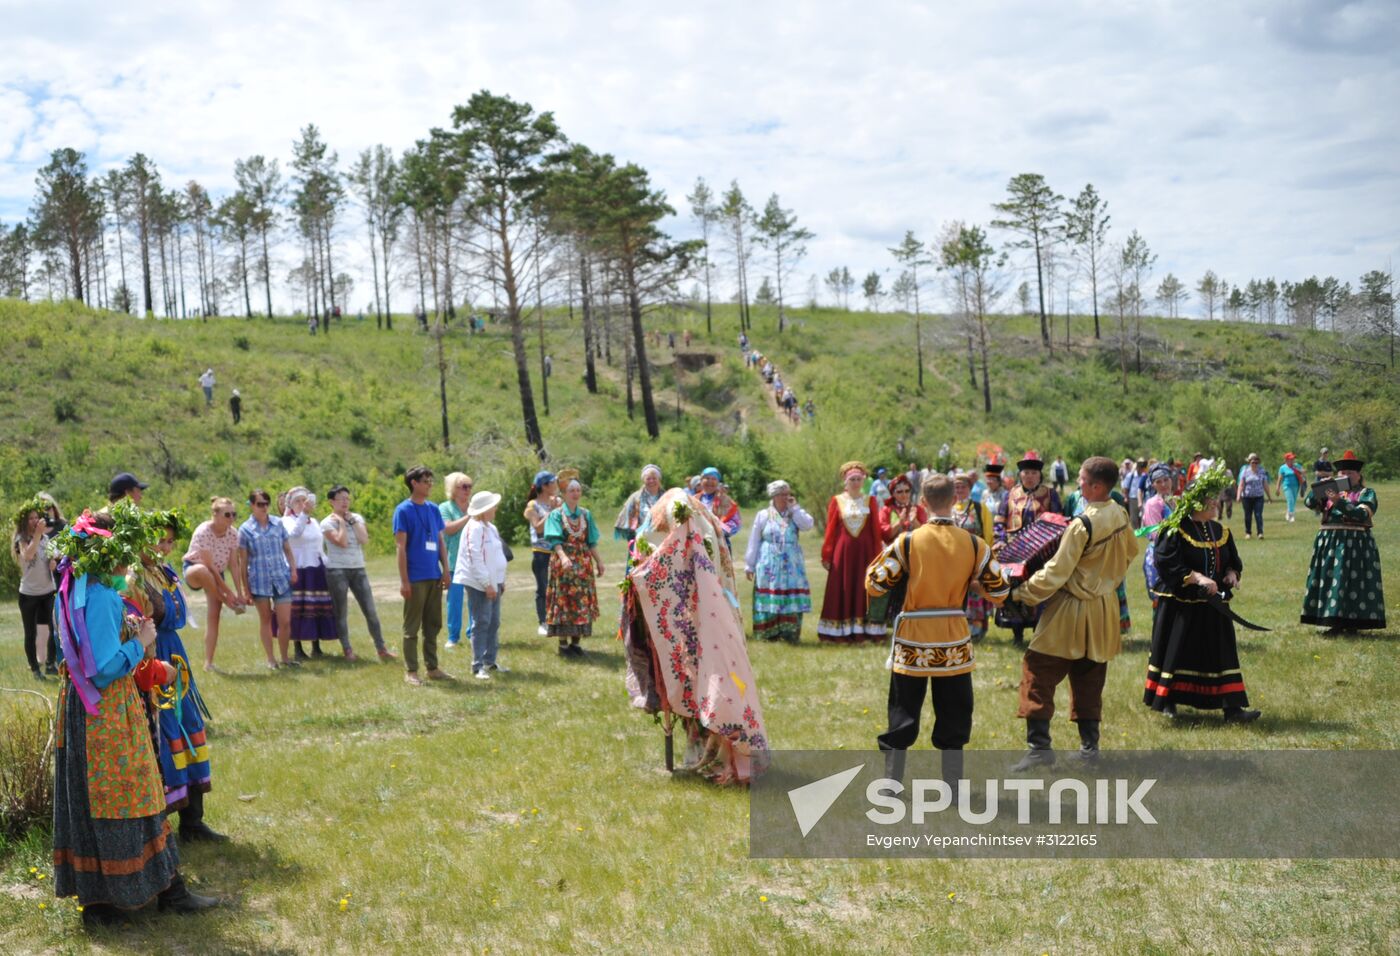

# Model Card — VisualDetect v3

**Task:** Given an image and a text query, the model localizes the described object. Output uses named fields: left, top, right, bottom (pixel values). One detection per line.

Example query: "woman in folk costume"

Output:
left=1301, top=450, right=1386, bottom=633
left=818, top=461, right=887, bottom=643
left=877, top=474, right=927, bottom=543
left=1138, top=463, right=1177, bottom=620
left=544, top=469, right=606, bottom=658
left=1144, top=462, right=1260, bottom=722
left=623, top=489, right=767, bottom=783
left=614, top=464, right=664, bottom=542
left=951, top=471, right=996, bottom=641
left=134, top=509, right=223, bottom=843
left=994, top=450, right=1063, bottom=645
left=280, top=487, right=339, bottom=660
left=979, top=458, right=1009, bottom=518
left=744, top=479, right=814, bottom=642
left=50, top=504, right=217, bottom=927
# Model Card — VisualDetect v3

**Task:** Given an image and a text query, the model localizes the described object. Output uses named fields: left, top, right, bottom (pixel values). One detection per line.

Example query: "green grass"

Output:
left=1, top=492, right=1396, bottom=953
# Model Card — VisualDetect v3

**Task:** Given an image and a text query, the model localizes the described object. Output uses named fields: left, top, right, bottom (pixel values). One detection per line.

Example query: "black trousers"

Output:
left=18, top=591, right=57, bottom=671
left=878, top=671, right=974, bottom=751
left=531, top=551, right=550, bottom=625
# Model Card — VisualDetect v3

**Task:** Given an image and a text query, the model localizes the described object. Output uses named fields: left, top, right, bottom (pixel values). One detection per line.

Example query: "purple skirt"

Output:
left=276, top=562, right=339, bottom=640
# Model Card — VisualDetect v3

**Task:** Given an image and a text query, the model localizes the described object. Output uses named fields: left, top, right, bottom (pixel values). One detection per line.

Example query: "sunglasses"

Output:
left=252, top=500, right=270, bottom=507
left=221, top=510, right=237, bottom=518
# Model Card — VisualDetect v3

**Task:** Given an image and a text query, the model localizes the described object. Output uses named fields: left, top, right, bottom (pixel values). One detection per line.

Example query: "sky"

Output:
left=3, top=0, right=1398, bottom=316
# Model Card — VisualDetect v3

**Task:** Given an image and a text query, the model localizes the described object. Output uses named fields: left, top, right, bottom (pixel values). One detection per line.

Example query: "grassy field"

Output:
left=1, top=490, right=1396, bottom=954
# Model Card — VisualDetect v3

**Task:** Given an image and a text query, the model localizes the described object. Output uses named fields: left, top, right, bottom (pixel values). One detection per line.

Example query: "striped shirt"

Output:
left=238, top=517, right=291, bottom=596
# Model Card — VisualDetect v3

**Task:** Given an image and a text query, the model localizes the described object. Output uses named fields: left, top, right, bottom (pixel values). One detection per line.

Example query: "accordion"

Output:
left=999, top=512, right=1070, bottom=581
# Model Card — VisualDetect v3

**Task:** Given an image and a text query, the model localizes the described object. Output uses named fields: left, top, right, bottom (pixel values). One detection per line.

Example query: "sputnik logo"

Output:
left=787, top=765, right=864, bottom=837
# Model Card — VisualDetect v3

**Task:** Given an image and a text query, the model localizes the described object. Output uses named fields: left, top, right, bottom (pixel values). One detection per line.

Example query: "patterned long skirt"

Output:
left=1301, top=528, right=1386, bottom=629
left=154, top=627, right=211, bottom=811
left=53, top=675, right=179, bottom=909
left=547, top=536, right=599, bottom=638
left=284, top=562, right=338, bottom=640
left=753, top=540, right=811, bottom=643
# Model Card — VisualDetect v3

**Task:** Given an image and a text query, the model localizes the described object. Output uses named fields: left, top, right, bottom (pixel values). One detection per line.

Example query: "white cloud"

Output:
left=2, top=0, right=1397, bottom=314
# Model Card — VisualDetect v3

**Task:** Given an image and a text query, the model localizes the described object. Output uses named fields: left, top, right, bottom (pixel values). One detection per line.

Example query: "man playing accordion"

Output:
left=1006, top=457, right=1137, bottom=769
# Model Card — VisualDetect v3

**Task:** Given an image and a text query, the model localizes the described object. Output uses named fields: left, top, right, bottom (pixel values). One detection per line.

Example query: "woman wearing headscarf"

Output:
left=544, top=471, right=605, bottom=657
left=877, top=473, right=927, bottom=544
left=1144, top=462, right=1260, bottom=722
left=281, top=487, right=338, bottom=660
left=818, top=461, right=886, bottom=643
left=615, top=464, right=664, bottom=541
left=743, top=479, right=814, bottom=643
left=524, top=471, right=559, bottom=637
left=1138, top=462, right=1177, bottom=620
left=994, top=450, right=1063, bottom=645
left=951, top=471, right=995, bottom=641
left=50, top=505, right=218, bottom=926
left=1301, top=451, right=1385, bottom=633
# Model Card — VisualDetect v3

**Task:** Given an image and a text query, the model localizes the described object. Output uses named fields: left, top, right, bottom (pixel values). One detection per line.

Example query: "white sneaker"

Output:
left=475, top=668, right=491, bottom=680
left=536, top=625, right=548, bottom=636
left=444, top=641, right=460, bottom=650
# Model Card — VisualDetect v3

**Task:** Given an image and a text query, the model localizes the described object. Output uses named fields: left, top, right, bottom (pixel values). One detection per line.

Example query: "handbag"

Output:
left=502, top=540, right=515, bottom=563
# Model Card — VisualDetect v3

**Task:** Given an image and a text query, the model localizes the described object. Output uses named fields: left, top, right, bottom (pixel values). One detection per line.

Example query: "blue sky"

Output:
left=3, top=0, right=1397, bottom=314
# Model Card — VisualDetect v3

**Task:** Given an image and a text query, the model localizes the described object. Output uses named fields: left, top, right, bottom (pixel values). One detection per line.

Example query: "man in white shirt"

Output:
left=198, top=368, right=215, bottom=407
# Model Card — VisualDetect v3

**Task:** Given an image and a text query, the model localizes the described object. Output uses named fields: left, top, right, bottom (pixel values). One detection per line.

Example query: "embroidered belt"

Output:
left=886, top=607, right=967, bottom=671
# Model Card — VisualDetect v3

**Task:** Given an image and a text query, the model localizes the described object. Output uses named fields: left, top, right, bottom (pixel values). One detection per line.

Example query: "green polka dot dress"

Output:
left=1300, top=487, right=1386, bottom=629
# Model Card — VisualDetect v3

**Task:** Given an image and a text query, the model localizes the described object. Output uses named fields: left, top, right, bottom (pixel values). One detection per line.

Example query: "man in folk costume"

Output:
left=867, top=476, right=1011, bottom=779
left=1007, top=457, right=1137, bottom=769
left=994, top=450, right=1063, bottom=645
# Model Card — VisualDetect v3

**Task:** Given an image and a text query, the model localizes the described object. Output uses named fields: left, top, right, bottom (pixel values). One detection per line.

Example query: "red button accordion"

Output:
left=999, top=512, right=1071, bottom=581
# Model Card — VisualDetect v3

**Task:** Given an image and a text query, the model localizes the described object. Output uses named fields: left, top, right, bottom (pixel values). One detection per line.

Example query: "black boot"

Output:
left=311, top=641, right=324, bottom=658
left=1010, top=719, right=1055, bottom=771
left=157, top=873, right=219, bottom=914
left=178, top=789, right=229, bottom=843
left=1223, top=706, right=1261, bottom=724
left=1012, top=629, right=1024, bottom=646
left=294, top=642, right=310, bottom=661
left=1076, top=719, right=1101, bottom=763
left=80, top=902, right=125, bottom=928
left=882, top=749, right=907, bottom=786
left=941, top=749, right=965, bottom=803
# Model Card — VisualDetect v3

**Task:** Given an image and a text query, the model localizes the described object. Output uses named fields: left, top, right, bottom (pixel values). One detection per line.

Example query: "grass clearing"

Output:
left=1, top=490, right=1397, bottom=953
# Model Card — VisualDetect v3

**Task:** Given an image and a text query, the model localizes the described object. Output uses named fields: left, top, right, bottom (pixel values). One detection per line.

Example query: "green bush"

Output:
left=53, top=398, right=78, bottom=423
left=0, top=699, right=54, bottom=840
left=268, top=437, right=304, bottom=469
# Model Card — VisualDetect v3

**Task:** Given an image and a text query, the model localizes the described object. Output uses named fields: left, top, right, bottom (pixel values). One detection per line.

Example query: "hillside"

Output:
left=2, top=297, right=1396, bottom=581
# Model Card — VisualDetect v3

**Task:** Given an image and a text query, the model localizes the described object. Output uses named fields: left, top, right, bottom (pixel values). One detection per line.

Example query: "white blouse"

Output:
left=282, top=511, right=326, bottom=569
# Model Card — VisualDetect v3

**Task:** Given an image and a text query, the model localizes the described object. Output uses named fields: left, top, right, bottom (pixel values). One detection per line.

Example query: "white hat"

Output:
left=467, top=490, right=502, bottom=517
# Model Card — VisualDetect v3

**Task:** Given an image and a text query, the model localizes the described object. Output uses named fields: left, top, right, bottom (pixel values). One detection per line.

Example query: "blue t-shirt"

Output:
left=1278, top=463, right=1302, bottom=491
left=394, top=499, right=447, bottom=582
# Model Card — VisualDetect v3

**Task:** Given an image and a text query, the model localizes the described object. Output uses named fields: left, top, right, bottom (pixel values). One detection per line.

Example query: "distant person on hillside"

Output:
left=199, top=368, right=215, bottom=407
left=803, top=398, right=815, bottom=421
left=394, top=466, right=453, bottom=686
left=1236, top=453, right=1272, bottom=540
left=668, top=331, right=676, bottom=349
left=183, top=496, right=248, bottom=672
left=543, top=354, right=553, bottom=378
left=308, top=315, right=318, bottom=335
left=229, top=388, right=242, bottom=425
left=108, top=472, right=148, bottom=506
left=322, top=485, right=393, bottom=662
left=684, top=329, right=692, bottom=347
left=1276, top=452, right=1306, bottom=523
left=439, top=472, right=476, bottom=653
left=1051, top=456, right=1070, bottom=495
left=738, top=332, right=749, bottom=351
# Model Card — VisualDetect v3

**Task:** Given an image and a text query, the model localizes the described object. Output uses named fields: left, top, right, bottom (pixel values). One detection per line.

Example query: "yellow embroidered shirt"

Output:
left=866, top=519, right=1011, bottom=677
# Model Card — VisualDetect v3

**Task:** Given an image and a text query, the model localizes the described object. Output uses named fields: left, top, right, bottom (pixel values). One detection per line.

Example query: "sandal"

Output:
left=265, top=661, right=279, bottom=671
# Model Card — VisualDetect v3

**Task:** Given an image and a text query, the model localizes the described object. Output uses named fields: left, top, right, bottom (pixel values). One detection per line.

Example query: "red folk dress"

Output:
left=877, top=502, right=928, bottom=544
left=818, top=493, right=886, bottom=643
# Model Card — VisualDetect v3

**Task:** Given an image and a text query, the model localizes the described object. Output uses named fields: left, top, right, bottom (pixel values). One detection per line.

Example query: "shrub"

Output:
left=348, top=421, right=375, bottom=448
left=0, top=698, right=54, bottom=840
left=233, top=335, right=251, bottom=351
left=268, top=437, right=304, bottom=469
left=53, top=398, right=78, bottom=423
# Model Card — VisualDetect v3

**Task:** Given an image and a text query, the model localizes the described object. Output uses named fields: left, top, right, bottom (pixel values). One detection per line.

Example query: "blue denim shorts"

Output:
left=252, top=580, right=293, bottom=605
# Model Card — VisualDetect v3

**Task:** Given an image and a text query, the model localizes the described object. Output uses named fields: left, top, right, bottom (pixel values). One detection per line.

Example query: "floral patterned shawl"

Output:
left=627, top=490, right=768, bottom=784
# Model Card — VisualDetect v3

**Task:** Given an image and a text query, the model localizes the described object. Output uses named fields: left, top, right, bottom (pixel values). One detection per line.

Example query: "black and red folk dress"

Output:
left=1143, top=520, right=1252, bottom=713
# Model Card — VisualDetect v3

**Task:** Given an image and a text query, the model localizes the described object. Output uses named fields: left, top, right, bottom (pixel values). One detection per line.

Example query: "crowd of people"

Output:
left=7, top=442, right=1385, bottom=924
left=740, top=333, right=814, bottom=424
